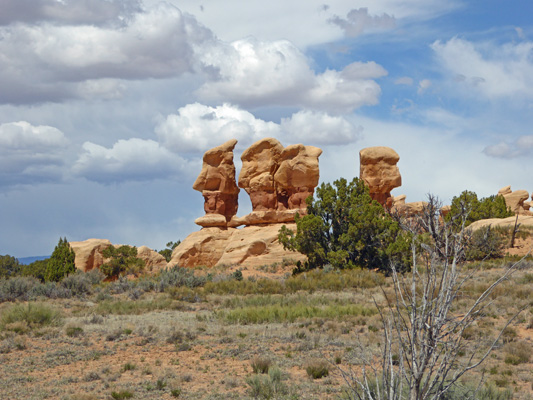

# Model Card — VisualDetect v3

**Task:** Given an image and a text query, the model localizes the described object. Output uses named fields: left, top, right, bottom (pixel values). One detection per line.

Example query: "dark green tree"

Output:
left=446, top=190, right=512, bottom=228
left=100, top=245, right=144, bottom=278
left=0, top=254, right=21, bottom=279
left=45, top=237, right=76, bottom=282
left=21, top=259, right=49, bottom=282
left=158, top=240, right=181, bottom=262
left=278, top=177, right=411, bottom=271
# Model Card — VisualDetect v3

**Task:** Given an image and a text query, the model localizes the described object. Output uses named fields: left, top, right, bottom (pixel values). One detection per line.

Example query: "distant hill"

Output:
left=18, top=255, right=50, bottom=265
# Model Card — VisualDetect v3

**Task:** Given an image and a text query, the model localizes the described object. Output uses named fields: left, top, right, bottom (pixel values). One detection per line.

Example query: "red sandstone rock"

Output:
left=69, top=238, right=112, bottom=272
left=193, top=139, right=240, bottom=225
left=360, top=146, right=401, bottom=207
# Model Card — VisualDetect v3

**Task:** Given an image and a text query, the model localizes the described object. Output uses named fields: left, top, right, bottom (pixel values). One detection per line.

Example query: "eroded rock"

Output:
left=360, top=146, right=401, bottom=207
left=497, top=186, right=531, bottom=215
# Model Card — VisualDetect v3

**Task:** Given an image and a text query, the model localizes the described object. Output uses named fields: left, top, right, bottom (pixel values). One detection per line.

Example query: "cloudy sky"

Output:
left=1, top=0, right=532, bottom=258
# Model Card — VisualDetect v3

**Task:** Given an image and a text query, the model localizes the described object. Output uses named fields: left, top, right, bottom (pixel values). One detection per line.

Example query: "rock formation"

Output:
left=193, top=139, right=240, bottom=228
left=69, top=239, right=167, bottom=274
left=360, top=146, right=401, bottom=208
left=70, top=238, right=112, bottom=272
left=231, top=138, right=322, bottom=227
left=497, top=186, right=532, bottom=215
left=170, top=138, right=321, bottom=268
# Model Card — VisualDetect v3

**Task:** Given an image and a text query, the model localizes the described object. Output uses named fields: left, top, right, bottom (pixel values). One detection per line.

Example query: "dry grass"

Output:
left=0, top=260, right=531, bottom=399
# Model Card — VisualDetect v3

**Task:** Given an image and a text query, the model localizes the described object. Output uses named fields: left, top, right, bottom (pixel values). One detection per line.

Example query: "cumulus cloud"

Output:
left=73, top=138, right=192, bottom=184
left=0, top=121, right=69, bottom=186
left=0, top=0, right=142, bottom=26
left=155, top=103, right=281, bottom=153
left=156, top=103, right=361, bottom=153
left=280, top=110, right=361, bottom=145
left=197, top=38, right=386, bottom=113
left=329, top=7, right=396, bottom=37
left=0, top=3, right=212, bottom=104
left=431, top=37, right=533, bottom=99
left=483, top=135, right=533, bottom=159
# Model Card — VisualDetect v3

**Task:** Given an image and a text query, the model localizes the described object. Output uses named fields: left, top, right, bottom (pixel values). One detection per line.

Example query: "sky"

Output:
left=1, top=0, right=532, bottom=258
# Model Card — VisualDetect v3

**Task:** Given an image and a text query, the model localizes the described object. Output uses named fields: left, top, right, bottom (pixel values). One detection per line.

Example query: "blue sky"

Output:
left=1, top=0, right=532, bottom=257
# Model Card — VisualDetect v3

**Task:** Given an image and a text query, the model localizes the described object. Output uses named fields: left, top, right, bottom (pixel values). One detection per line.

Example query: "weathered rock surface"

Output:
left=69, top=238, right=112, bottom=272
left=193, top=139, right=240, bottom=226
left=497, top=186, right=531, bottom=215
left=137, top=246, right=167, bottom=273
left=391, top=196, right=428, bottom=217
left=239, top=138, right=284, bottom=212
left=468, top=215, right=533, bottom=230
left=70, top=239, right=166, bottom=274
left=360, top=146, right=401, bottom=207
left=274, top=144, right=322, bottom=212
left=169, top=224, right=305, bottom=269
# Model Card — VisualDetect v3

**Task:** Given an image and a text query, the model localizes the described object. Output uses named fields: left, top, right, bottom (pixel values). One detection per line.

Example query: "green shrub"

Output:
left=46, top=237, right=76, bottom=282
left=279, top=177, right=411, bottom=272
left=503, top=341, right=531, bottom=365
left=121, top=362, right=136, bottom=372
left=100, top=245, right=144, bottom=278
left=465, top=226, right=506, bottom=260
left=246, top=367, right=288, bottom=399
left=305, top=358, right=329, bottom=379
left=157, top=266, right=207, bottom=291
left=61, top=272, right=93, bottom=296
left=111, top=390, right=133, bottom=400
left=65, top=326, right=84, bottom=337
left=0, top=255, right=21, bottom=279
left=0, top=302, right=62, bottom=331
left=446, top=191, right=513, bottom=228
left=0, top=276, right=40, bottom=302
left=251, top=356, right=271, bottom=374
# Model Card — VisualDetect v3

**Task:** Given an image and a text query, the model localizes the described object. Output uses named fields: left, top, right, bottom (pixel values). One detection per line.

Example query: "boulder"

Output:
left=360, top=146, right=401, bottom=207
left=193, top=139, right=240, bottom=226
left=169, top=224, right=305, bottom=269
left=137, top=246, right=167, bottom=273
left=69, top=238, right=112, bottom=272
left=497, top=186, right=531, bottom=215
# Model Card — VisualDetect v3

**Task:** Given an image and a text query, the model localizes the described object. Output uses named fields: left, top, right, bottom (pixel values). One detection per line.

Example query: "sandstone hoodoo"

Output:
left=233, top=139, right=322, bottom=226
left=359, top=146, right=401, bottom=208
left=193, top=139, right=240, bottom=228
left=169, top=138, right=320, bottom=268
left=497, top=185, right=532, bottom=215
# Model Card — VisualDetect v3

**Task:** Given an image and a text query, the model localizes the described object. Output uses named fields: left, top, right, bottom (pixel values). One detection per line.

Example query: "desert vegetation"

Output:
left=1, top=186, right=532, bottom=399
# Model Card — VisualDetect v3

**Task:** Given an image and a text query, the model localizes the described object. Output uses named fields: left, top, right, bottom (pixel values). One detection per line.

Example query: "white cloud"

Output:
left=73, top=138, right=191, bottom=183
left=280, top=110, right=361, bottom=145
left=197, top=38, right=387, bottom=112
left=431, top=37, right=533, bottom=99
left=395, top=76, right=414, bottom=85
left=417, top=79, right=432, bottom=94
left=0, top=121, right=69, bottom=186
left=0, top=3, right=211, bottom=103
left=329, top=7, right=396, bottom=37
left=483, top=135, right=533, bottom=159
left=0, top=0, right=142, bottom=26
left=155, top=103, right=281, bottom=153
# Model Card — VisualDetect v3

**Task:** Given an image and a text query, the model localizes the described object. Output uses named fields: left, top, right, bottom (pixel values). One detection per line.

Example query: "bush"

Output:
left=246, top=367, right=288, bottom=399
left=20, top=259, right=48, bottom=282
left=279, top=177, right=411, bottom=271
left=0, top=276, right=40, bottom=302
left=100, top=245, right=144, bottom=278
left=446, top=191, right=513, bottom=228
left=46, top=237, right=76, bottom=282
left=503, top=341, right=531, bottom=365
left=0, top=302, right=62, bottom=331
left=251, top=356, right=271, bottom=374
left=157, top=266, right=207, bottom=291
left=0, top=255, right=21, bottom=279
left=305, top=358, right=329, bottom=379
left=30, top=281, right=71, bottom=299
left=465, top=226, right=506, bottom=260
left=61, top=272, right=93, bottom=297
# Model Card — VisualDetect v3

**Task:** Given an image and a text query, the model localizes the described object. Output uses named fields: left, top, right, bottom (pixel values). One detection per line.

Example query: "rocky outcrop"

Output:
left=168, top=223, right=305, bottom=269
left=69, top=238, right=112, bottom=272
left=69, top=239, right=166, bottom=274
left=360, top=146, right=401, bottom=208
left=171, top=138, right=320, bottom=268
left=193, top=139, right=240, bottom=228
left=233, top=138, right=322, bottom=226
left=497, top=186, right=531, bottom=215
left=391, top=195, right=428, bottom=217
